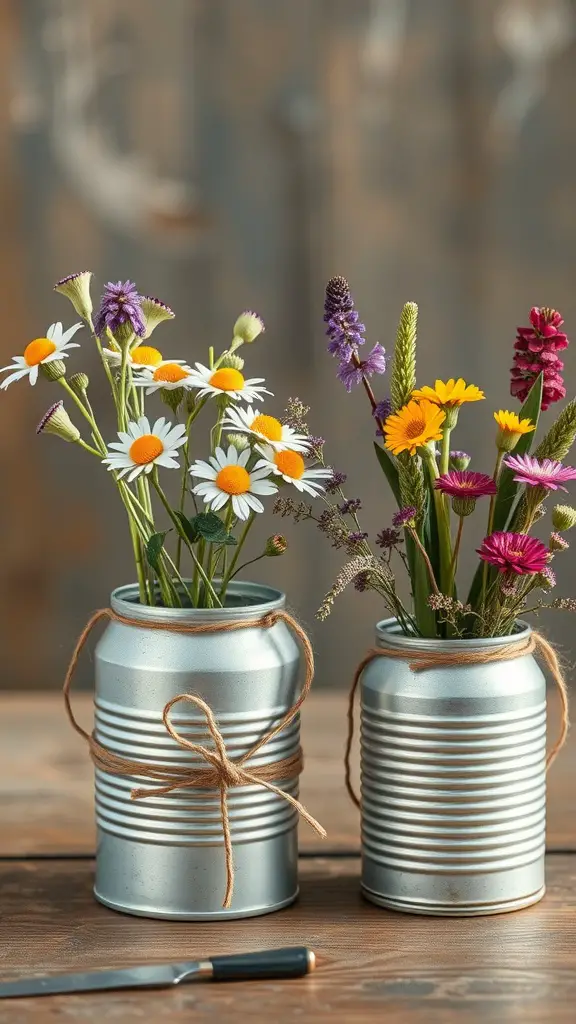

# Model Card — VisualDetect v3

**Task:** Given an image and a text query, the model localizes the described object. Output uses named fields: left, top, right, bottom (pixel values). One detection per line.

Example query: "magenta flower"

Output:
left=435, top=470, right=497, bottom=499
left=511, top=306, right=568, bottom=410
left=392, top=506, right=418, bottom=528
left=477, top=531, right=550, bottom=575
left=503, top=453, right=576, bottom=492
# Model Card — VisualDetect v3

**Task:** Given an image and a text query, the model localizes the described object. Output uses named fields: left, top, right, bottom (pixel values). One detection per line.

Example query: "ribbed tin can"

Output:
left=93, top=581, right=301, bottom=920
left=360, top=618, right=546, bottom=916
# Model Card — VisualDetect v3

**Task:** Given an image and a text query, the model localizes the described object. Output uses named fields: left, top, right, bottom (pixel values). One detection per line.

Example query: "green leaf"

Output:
left=146, top=531, right=169, bottom=571
left=173, top=511, right=201, bottom=545
left=189, top=511, right=237, bottom=546
left=373, top=443, right=401, bottom=505
left=466, top=373, right=543, bottom=608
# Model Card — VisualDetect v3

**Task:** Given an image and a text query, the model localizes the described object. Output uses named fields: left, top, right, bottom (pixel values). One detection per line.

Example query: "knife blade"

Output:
left=0, top=947, right=316, bottom=999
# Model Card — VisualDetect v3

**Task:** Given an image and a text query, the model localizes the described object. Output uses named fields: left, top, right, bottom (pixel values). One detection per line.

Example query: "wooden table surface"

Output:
left=0, top=689, right=574, bottom=1022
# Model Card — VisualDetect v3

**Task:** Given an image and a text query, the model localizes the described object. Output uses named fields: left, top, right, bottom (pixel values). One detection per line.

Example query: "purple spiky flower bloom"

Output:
left=93, top=280, right=145, bottom=340
left=337, top=344, right=387, bottom=392
left=324, top=276, right=365, bottom=360
left=392, top=506, right=418, bottom=528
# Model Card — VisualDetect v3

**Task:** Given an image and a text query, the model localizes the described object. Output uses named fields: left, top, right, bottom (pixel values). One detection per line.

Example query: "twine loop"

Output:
left=345, top=629, right=569, bottom=809
left=63, top=606, right=326, bottom=908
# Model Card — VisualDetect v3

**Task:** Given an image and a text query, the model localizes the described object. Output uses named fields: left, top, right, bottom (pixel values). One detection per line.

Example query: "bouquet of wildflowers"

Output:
left=1, top=273, right=331, bottom=608
left=278, top=275, right=576, bottom=638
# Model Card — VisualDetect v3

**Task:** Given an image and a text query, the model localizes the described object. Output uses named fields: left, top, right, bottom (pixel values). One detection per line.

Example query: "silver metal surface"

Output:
left=0, top=962, right=207, bottom=998
left=93, top=581, right=301, bottom=919
left=360, top=618, right=547, bottom=916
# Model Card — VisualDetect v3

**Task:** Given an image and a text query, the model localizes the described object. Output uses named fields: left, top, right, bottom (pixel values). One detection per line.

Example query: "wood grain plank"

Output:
left=0, top=856, right=575, bottom=1022
left=0, top=689, right=573, bottom=856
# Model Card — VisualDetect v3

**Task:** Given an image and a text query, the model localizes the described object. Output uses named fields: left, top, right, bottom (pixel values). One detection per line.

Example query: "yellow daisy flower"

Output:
left=494, top=410, right=536, bottom=452
left=384, top=399, right=446, bottom=456
left=412, top=378, right=484, bottom=407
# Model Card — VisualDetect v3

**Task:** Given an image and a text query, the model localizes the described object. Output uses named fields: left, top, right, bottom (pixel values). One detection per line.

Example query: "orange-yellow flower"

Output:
left=412, top=378, right=484, bottom=407
left=494, top=410, right=536, bottom=452
left=384, top=399, right=446, bottom=456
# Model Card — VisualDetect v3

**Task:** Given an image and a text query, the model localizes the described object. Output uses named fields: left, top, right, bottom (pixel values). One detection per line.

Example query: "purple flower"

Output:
left=503, top=453, right=576, bottom=492
left=374, top=399, right=392, bottom=422
left=449, top=450, right=471, bottom=471
left=392, top=506, right=418, bottom=528
left=93, top=280, right=145, bottom=340
left=354, top=571, right=371, bottom=592
left=338, top=344, right=387, bottom=393
left=339, top=498, right=362, bottom=515
left=538, top=566, right=557, bottom=590
left=307, top=435, right=325, bottom=459
left=324, top=276, right=366, bottom=361
left=376, top=527, right=403, bottom=549
left=325, top=470, right=347, bottom=494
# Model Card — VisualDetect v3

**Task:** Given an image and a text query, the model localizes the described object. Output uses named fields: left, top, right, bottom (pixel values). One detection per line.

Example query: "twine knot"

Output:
left=63, top=606, right=326, bottom=909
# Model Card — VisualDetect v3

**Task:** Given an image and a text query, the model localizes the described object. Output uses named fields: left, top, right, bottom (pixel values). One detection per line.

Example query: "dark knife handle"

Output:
left=209, top=947, right=315, bottom=982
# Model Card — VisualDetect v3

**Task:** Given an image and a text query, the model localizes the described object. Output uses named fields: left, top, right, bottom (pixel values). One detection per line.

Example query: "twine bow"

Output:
left=63, top=607, right=326, bottom=908
left=345, top=629, right=570, bottom=809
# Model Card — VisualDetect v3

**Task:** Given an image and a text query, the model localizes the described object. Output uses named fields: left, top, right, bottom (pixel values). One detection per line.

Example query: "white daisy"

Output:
left=222, top=405, right=310, bottom=452
left=186, top=363, right=272, bottom=403
left=0, top=322, right=83, bottom=389
left=103, top=416, right=187, bottom=482
left=190, top=445, right=277, bottom=520
left=102, top=343, right=187, bottom=372
left=133, top=361, right=197, bottom=393
left=255, top=445, right=332, bottom=496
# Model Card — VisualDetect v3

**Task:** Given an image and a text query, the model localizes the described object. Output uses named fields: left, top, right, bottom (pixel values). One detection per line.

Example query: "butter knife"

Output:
left=0, top=946, right=315, bottom=999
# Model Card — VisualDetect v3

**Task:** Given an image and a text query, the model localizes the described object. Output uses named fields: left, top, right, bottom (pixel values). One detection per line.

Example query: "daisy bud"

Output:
left=219, top=352, right=245, bottom=371
left=226, top=432, right=250, bottom=453
left=265, top=534, right=287, bottom=557
left=550, top=531, right=569, bottom=552
left=552, top=504, right=576, bottom=532
left=232, top=310, right=265, bottom=347
left=140, top=295, right=175, bottom=338
left=69, top=371, right=89, bottom=394
left=161, top=387, right=185, bottom=413
left=54, top=271, right=93, bottom=321
left=40, top=359, right=67, bottom=382
left=36, top=401, right=80, bottom=443
left=449, top=450, right=471, bottom=471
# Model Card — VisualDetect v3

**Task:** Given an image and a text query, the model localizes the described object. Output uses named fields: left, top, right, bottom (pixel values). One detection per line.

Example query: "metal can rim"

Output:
left=110, top=580, right=286, bottom=625
left=375, top=617, right=533, bottom=654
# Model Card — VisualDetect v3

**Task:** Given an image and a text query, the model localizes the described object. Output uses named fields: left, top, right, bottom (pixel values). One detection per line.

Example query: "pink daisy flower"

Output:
left=435, top=470, right=497, bottom=499
left=503, top=454, right=576, bottom=492
left=477, top=531, right=550, bottom=575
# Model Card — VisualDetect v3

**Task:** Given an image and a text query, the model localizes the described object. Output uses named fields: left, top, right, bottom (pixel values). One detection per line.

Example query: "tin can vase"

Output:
left=93, top=581, right=301, bottom=920
left=360, top=618, right=546, bottom=916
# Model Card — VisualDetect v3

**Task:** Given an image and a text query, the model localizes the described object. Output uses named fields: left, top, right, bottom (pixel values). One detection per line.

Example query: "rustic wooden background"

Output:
left=1, top=0, right=576, bottom=690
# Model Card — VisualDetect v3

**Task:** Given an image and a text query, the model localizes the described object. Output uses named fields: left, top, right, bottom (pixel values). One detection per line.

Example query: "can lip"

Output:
left=110, top=580, right=286, bottom=624
left=375, top=617, right=533, bottom=652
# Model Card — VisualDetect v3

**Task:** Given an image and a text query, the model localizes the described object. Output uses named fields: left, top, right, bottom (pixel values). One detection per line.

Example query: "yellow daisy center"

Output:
left=130, top=345, right=163, bottom=366
left=275, top=450, right=305, bottom=479
left=153, top=363, right=188, bottom=383
left=209, top=368, right=245, bottom=391
left=216, top=465, right=251, bottom=494
left=24, top=338, right=57, bottom=366
left=129, top=434, right=164, bottom=465
left=251, top=414, right=283, bottom=441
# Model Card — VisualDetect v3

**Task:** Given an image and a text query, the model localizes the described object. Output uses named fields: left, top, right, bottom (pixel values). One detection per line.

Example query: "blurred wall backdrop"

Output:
left=1, top=0, right=576, bottom=689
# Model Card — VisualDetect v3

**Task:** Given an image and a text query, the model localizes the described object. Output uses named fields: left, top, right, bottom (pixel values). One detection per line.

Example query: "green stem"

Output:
left=75, top=438, right=102, bottom=458
left=227, top=553, right=267, bottom=582
left=407, top=526, right=440, bottom=595
left=87, top=317, right=118, bottom=401
left=422, top=446, right=452, bottom=595
left=481, top=449, right=505, bottom=611
left=152, top=473, right=222, bottom=607
left=448, top=515, right=465, bottom=593
left=58, top=378, right=104, bottom=441
left=439, top=425, right=452, bottom=477
left=219, top=512, right=256, bottom=601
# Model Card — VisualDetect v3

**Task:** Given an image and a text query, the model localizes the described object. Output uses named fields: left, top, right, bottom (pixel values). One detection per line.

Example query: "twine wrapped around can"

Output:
left=64, top=607, right=326, bottom=908
left=345, top=628, right=569, bottom=808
